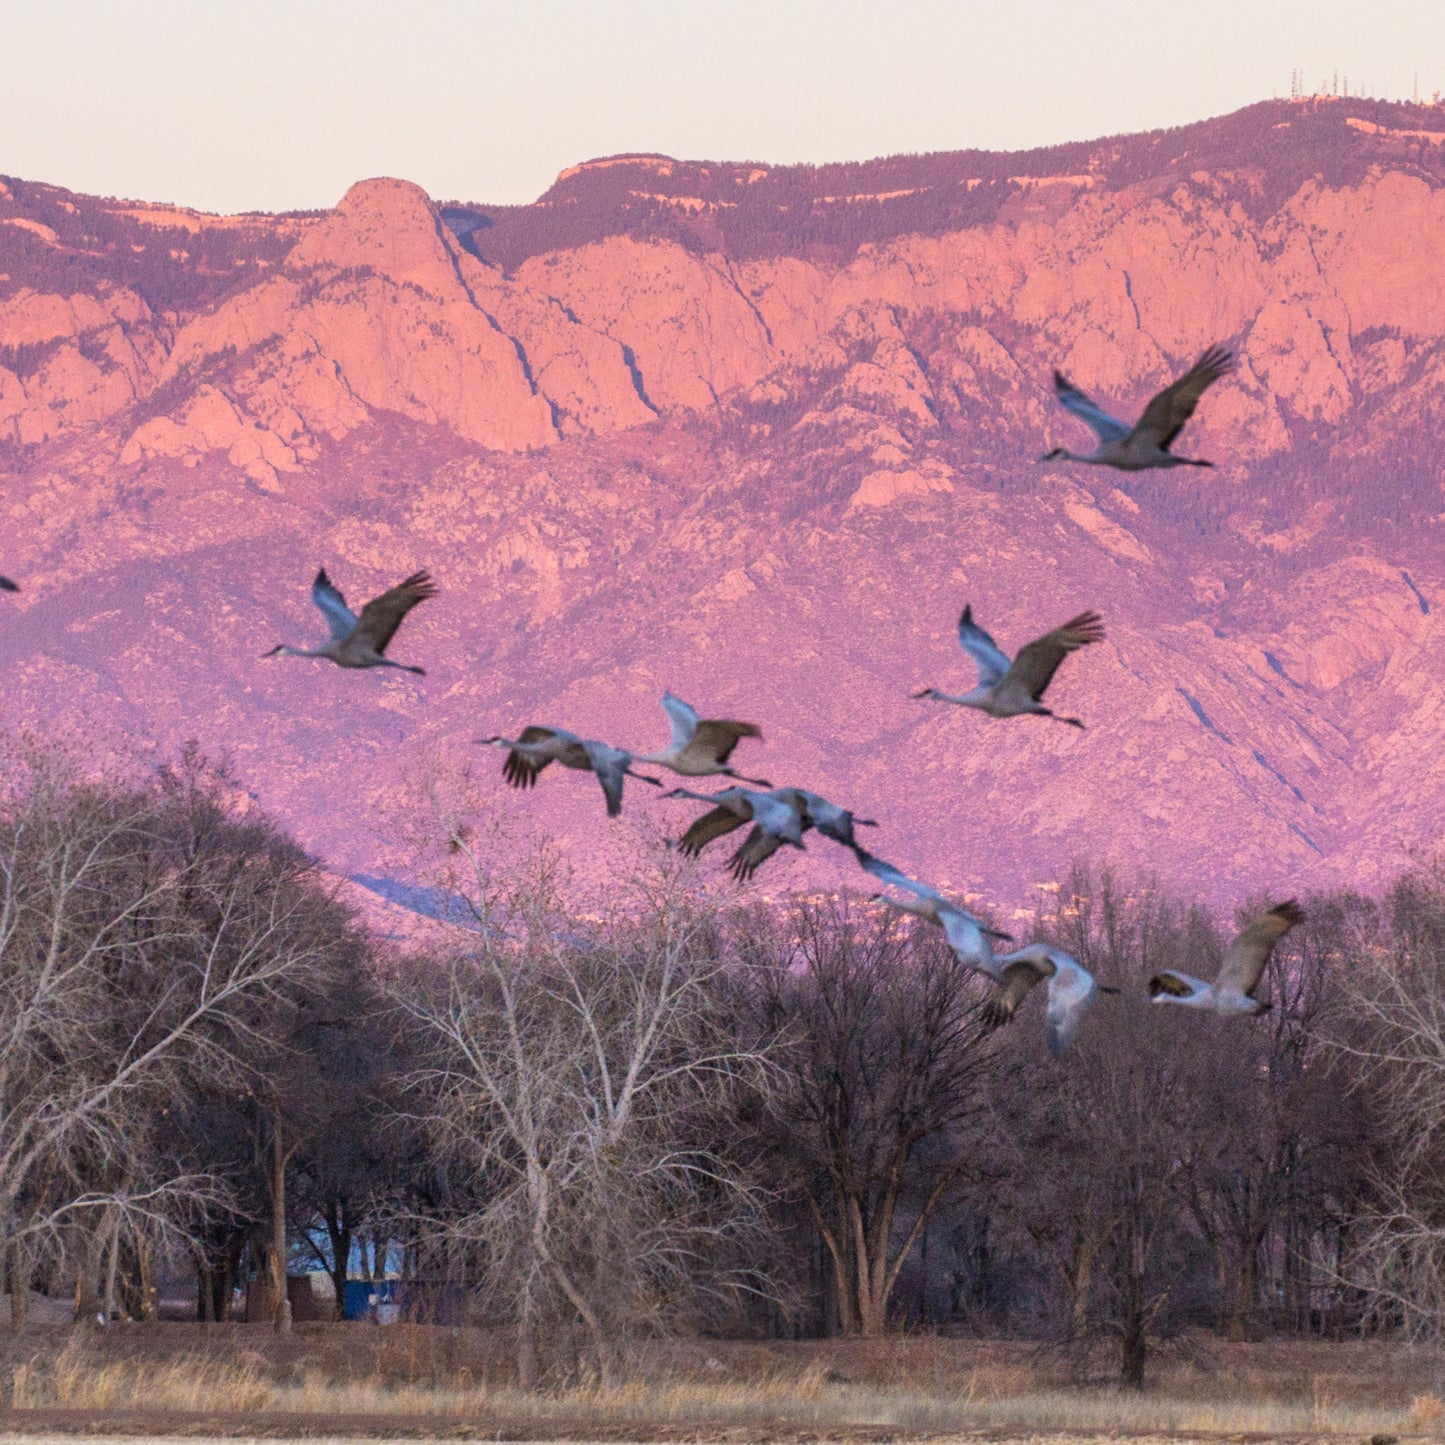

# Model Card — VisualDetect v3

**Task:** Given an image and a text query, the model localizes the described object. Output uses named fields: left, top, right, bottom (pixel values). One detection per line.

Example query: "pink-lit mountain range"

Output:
left=4, top=96, right=1445, bottom=924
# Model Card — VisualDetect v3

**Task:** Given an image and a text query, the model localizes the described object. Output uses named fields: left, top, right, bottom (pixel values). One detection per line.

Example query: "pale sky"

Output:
left=2, top=0, right=1441, bottom=214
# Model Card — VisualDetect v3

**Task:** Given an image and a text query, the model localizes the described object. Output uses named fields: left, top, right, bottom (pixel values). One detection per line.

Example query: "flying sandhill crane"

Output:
left=853, top=849, right=1011, bottom=974
left=665, top=786, right=807, bottom=883
left=914, top=605, right=1104, bottom=727
left=633, top=693, right=771, bottom=785
left=478, top=726, right=663, bottom=818
left=263, top=568, right=436, bottom=674
left=668, top=787, right=877, bottom=883
left=979, top=944, right=1117, bottom=1058
left=0, top=576, right=17, bottom=593
left=1149, top=900, right=1304, bottom=1015
left=1040, top=344, right=1235, bottom=471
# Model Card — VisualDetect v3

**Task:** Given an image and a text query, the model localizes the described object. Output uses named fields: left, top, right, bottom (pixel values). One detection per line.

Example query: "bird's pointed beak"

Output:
left=911, top=688, right=933, bottom=699
left=260, top=645, right=282, bottom=659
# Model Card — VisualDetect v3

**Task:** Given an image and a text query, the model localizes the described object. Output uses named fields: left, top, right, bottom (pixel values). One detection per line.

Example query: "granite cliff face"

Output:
left=3, top=98, right=1445, bottom=917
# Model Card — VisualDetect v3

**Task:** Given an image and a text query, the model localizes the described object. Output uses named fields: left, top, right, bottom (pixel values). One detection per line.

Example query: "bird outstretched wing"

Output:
left=1132, top=345, right=1234, bottom=451
left=1042, top=956, right=1097, bottom=1058
left=1053, top=372, right=1131, bottom=443
left=1007, top=611, right=1104, bottom=701
left=689, top=718, right=762, bottom=765
left=957, top=605, right=1012, bottom=687
left=659, top=692, right=699, bottom=750
left=581, top=741, right=633, bottom=818
left=353, top=571, right=437, bottom=655
left=1217, top=899, right=1304, bottom=998
left=677, top=805, right=749, bottom=858
left=500, top=726, right=582, bottom=789
left=728, top=825, right=788, bottom=883
left=311, top=568, right=359, bottom=641
left=981, top=959, right=1048, bottom=1029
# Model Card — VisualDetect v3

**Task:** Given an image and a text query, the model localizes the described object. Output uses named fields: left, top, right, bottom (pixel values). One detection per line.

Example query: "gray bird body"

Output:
left=1040, top=345, right=1235, bottom=471
left=264, top=568, right=435, bottom=674
left=915, top=605, right=1104, bottom=727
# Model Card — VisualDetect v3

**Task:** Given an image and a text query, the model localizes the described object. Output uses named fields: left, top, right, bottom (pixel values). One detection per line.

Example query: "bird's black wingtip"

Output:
left=959, top=603, right=973, bottom=626
left=312, top=566, right=330, bottom=586
left=0, top=576, right=18, bottom=592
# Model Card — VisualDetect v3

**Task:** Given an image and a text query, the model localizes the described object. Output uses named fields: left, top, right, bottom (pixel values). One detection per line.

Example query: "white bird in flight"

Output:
left=1149, top=900, right=1304, bottom=1015
left=914, top=605, right=1104, bottom=728
left=980, top=943, right=1116, bottom=1058
left=479, top=726, right=662, bottom=818
left=263, top=569, right=436, bottom=674
left=633, top=693, right=771, bottom=785
left=853, top=849, right=1010, bottom=974
left=1040, top=344, right=1235, bottom=471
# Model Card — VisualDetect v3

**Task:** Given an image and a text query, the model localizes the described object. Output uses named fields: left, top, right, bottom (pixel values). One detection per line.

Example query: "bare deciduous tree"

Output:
left=0, top=736, right=365, bottom=1328
left=1327, top=865, right=1445, bottom=1340
left=740, top=898, right=995, bottom=1337
left=393, top=825, right=779, bottom=1383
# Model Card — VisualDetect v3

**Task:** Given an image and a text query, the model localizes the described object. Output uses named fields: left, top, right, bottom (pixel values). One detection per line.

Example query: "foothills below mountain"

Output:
left=4, top=96, right=1445, bottom=920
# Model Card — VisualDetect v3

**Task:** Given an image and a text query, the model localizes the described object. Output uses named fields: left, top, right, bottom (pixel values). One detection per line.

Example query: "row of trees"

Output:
left=1, top=737, right=1442, bottom=1389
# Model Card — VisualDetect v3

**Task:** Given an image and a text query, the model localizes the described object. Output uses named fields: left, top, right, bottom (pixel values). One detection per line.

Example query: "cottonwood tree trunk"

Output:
left=9, top=1237, right=29, bottom=1331
left=270, top=1105, right=292, bottom=1335
left=102, top=1213, right=122, bottom=1323
left=74, top=1221, right=104, bottom=1324
left=323, top=1198, right=352, bottom=1322
left=1227, top=1233, right=1263, bottom=1341
left=135, top=1236, right=156, bottom=1321
left=1067, top=1232, right=1097, bottom=1338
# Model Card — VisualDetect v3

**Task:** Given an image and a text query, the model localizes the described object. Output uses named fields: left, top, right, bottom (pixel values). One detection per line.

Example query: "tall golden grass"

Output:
left=5, top=1339, right=1427, bottom=1439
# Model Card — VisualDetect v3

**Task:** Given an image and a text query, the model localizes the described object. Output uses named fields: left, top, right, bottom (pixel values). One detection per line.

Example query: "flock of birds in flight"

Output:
left=0, top=344, right=1304, bottom=1060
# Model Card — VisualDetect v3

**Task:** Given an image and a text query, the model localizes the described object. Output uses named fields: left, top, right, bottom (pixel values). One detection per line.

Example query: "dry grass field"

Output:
left=0, top=1327, right=1440, bottom=1441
